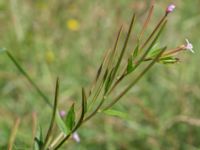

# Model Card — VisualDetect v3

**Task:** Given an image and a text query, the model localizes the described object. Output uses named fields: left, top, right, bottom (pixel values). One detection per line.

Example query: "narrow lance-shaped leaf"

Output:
left=103, top=69, right=109, bottom=83
left=95, top=63, right=103, bottom=82
left=127, top=56, right=133, bottom=74
left=103, top=46, right=167, bottom=110
left=73, top=88, right=87, bottom=130
left=104, top=67, right=115, bottom=93
left=82, top=88, right=87, bottom=114
left=103, top=109, right=129, bottom=120
left=42, top=78, right=59, bottom=149
left=90, top=26, right=122, bottom=98
left=65, top=103, right=75, bottom=131
left=146, top=46, right=164, bottom=58
left=132, top=43, right=140, bottom=59
left=106, top=26, right=123, bottom=70
left=56, top=112, right=69, bottom=135
left=140, top=12, right=167, bottom=50
left=159, top=57, right=179, bottom=64
left=55, top=87, right=87, bottom=149
left=111, top=13, right=136, bottom=87
left=132, top=20, right=167, bottom=72
left=142, top=21, right=167, bottom=56
left=34, top=126, right=43, bottom=150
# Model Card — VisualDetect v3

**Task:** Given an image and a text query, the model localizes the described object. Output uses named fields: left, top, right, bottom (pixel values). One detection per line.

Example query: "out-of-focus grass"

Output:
left=0, top=0, right=200, bottom=149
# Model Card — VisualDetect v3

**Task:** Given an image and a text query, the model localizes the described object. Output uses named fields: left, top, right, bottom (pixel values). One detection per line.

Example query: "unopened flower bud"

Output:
left=59, top=110, right=66, bottom=117
left=166, top=4, right=176, bottom=14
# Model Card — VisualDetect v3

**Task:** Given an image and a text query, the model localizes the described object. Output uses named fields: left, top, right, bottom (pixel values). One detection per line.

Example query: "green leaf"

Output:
left=103, top=109, right=129, bottom=120
left=127, top=56, right=133, bottom=74
left=130, top=21, right=167, bottom=72
left=74, top=88, right=87, bottom=130
left=103, top=69, right=109, bottom=82
left=34, top=126, right=43, bottom=150
left=95, top=63, right=103, bottom=82
left=104, top=67, right=115, bottom=93
left=82, top=88, right=87, bottom=113
left=65, top=103, right=75, bottom=131
left=56, top=111, right=69, bottom=135
left=147, top=46, right=164, bottom=58
left=132, top=44, right=139, bottom=59
left=159, top=57, right=179, bottom=64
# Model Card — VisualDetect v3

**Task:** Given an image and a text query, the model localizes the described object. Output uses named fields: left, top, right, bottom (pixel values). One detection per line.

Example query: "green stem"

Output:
left=54, top=87, right=86, bottom=149
left=102, top=46, right=167, bottom=111
left=107, top=20, right=167, bottom=96
left=140, top=14, right=167, bottom=51
left=88, top=26, right=122, bottom=111
left=109, top=13, right=135, bottom=88
left=42, top=78, right=59, bottom=150
left=6, top=51, right=52, bottom=107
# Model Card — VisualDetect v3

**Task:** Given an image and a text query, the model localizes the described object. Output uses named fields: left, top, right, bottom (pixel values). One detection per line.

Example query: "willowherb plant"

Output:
left=1, top=2, right=194, bottom=150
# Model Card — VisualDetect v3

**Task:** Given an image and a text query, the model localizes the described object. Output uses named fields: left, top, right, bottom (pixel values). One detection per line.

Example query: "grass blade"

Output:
left=6, top=51, right=52, bottom=107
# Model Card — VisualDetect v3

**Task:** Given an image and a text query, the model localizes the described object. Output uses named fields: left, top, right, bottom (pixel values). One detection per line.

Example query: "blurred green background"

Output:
left=0, top=0, right=200, bottom=149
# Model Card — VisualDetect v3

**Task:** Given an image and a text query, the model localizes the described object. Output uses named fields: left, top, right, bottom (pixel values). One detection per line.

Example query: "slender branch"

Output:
left=87, top=26, right=123, bottom=111
left=107, top=20, right=167, bottom=96
left=6, top=51, right=52, bottom=107
left=88, top=26, right=122, bottom=97
left=102, top=46, right=167, bottom=111
left=107, top=67, right=127, bottom=95
left=83, top=96, right=106, bottom=122
left=42, top=78, right=59, bottom=149
left=54, top=87, right=86, bottom=149
left=140, top=14, right=167, bottom=51
left=110, top=13, right=136, bottom=86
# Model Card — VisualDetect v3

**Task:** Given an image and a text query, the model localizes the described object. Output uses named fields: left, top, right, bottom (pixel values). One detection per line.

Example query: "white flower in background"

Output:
left=185, top=39, right=194, bottom=53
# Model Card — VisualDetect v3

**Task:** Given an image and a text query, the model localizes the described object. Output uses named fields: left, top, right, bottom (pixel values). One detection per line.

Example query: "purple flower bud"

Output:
left=72, top=132, right=80, bottom=143
left=59, top=110, right=66, bottom=117
left=166, top=4, right=176, bottom=14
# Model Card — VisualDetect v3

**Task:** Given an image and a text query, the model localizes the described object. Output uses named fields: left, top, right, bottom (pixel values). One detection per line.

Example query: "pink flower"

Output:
left=166, top=4, right=176, bottom=14
left=59, top=110, right=66, bottom=117
left=72, top=132, right=80, bottom=142
left=185, top=39, right=194, bottom=53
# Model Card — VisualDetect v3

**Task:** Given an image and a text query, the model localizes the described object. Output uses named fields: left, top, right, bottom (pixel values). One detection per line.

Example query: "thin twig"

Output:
left=54, top=87, right=86, bottom=149
left=102, top=46, right=167, bottom=111
left=140, top=14, right=167, bottom=51
left=42, top=78, right=59, bottom=149
left=6, top=51, right=52, bottom=107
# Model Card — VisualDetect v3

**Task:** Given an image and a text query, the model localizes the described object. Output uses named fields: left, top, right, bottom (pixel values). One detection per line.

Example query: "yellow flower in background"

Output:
left=66, top=19, right=80, bottom=31
left=45, top=50, right=55, bottom=64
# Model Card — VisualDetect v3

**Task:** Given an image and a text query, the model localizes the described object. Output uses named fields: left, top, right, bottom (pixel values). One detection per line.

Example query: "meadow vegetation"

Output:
left=0, top=0, right=200, bottom=149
